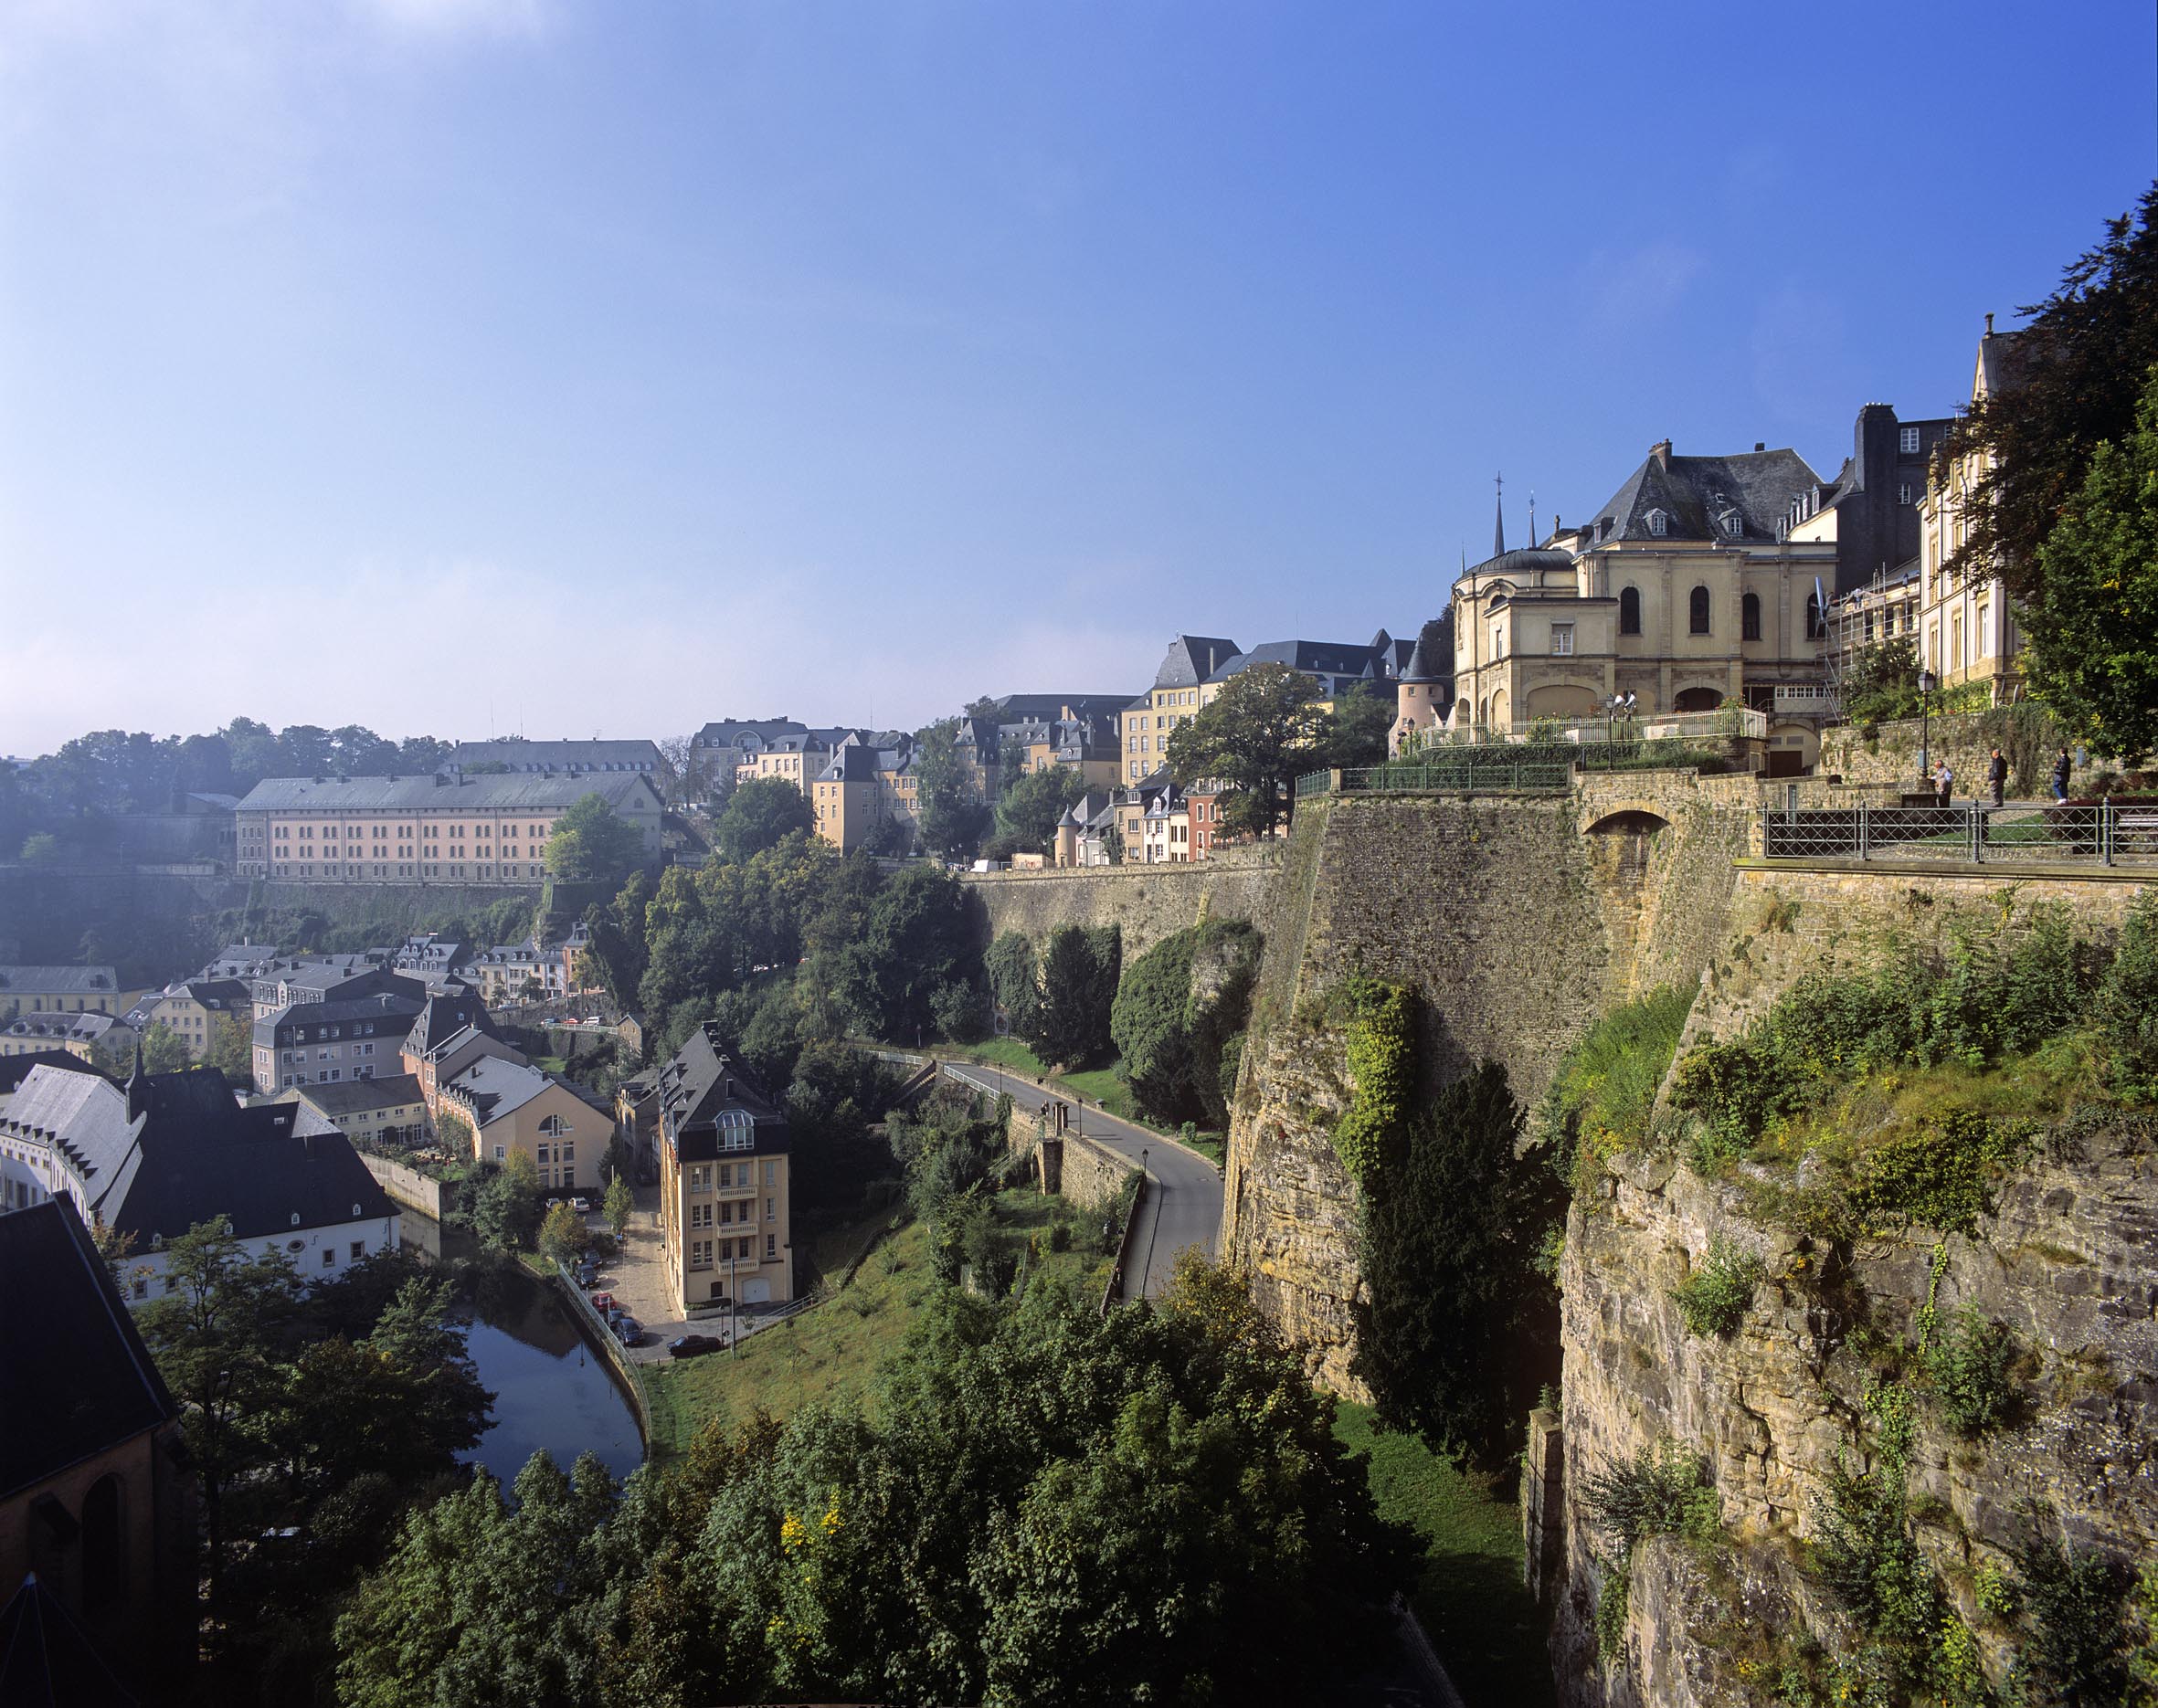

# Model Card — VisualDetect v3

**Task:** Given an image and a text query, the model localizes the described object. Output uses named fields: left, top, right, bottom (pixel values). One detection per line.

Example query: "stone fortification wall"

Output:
left=1224, top=779, right=1756, bottom=1393
left=360, top=1154, right=451, bottom=1219
left=1005, top=1102, right=1135, bottom=1212
left=963, top=844, right=1277, bottom=961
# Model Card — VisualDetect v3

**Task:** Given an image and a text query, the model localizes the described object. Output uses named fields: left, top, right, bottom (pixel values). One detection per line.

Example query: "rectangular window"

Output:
left=764, top=1160, right=776, bottom=1186
left=766, top=1197, right=775, bottom=1221
left=765, top=1234, right=776, bottom=1259
left=323, top=1248, right=336, bottom=1269
left=1899, top=426, right=1921, bottom=453
left=1550, top=623, right=1574, bottom=657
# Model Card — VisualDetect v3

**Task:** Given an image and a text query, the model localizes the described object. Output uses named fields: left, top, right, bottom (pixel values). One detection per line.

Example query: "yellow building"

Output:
left=1917, top=317, right=2027, bottom=702
left=440, top=1056, right=613, bottom=1192
left=233, top=772, right=662, bottom=885
left=651, top=1022, right=794, bottom=1312
left=0, top=965, right=122, bottom=1020
left=295, top=1072, right=429, bottom=1148
left=132, top=979, right=250, bottom=1062
left=1443, top=444, right=1835, bottom=750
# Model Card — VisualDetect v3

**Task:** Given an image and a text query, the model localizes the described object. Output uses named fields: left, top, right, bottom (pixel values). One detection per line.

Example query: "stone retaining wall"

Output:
left=361, top=1153, right=451, bottom=1219
left=963, top=843, right=1279, bottom=961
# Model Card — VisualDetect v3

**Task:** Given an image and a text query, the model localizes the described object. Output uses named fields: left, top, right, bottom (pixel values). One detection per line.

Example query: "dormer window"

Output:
left=1646, top=510, right=1668, bottom=537
left=1721, top=511, right=1744, bottom=539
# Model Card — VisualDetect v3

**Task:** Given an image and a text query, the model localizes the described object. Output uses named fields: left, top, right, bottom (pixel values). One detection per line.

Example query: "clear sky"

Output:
left=3, top=1, right=2153, bottom=755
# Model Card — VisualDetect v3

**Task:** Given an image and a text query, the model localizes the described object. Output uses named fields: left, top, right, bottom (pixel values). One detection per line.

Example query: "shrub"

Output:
left=1538, top=986, right=1695, bottom=1188
left=1669, top=1238, right=1764, bottom=1338
left=2100, top=892, right=2158, bottom=1095
left=1582, top=1439, right=1721, bottom=1555
left=1920, top=1303, right=2016, bottom=1436
left=1594, top=1561, right=1630, bottom=1665
left=1331, top=979, right=1416, bottom=1183
left=2010, top=1529, right=2130, bottom=1704
left=1844, top=1111, right=2028, bottom=1238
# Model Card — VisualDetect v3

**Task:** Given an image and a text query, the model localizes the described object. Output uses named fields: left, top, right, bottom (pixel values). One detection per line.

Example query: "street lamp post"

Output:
left=1918, top=668, right=1938, bottom=788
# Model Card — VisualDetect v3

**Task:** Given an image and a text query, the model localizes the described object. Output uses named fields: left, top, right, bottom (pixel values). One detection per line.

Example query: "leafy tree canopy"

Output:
left=1033, top=923, right=1120, bottom=1069
left=993, top=764, right=1088, bottom=856
left=1165, top=662, right=1324, bottom=837
left=714, top=775, right=817, bottom=864
left=912, top=717, right=991, bottom=861
left=1315, top=681, right=1395, bottom=771
left=141, top=1020, right=193, bottom=1074
left=2023, top=361, right=2158, bottom=757
left=544, top=794, right=645, bottom=886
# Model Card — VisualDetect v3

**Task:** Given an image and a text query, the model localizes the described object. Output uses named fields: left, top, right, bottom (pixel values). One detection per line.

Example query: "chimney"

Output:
left=1984, top=311, right=1995, bottom=335
left=1754, top=442, right=1765, bottom=452
left=1651, top=439, right=1673, bottom=469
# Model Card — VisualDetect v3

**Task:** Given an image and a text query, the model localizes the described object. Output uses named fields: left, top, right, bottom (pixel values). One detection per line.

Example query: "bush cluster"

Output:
left=1533, top=986, right=1695, bottom=1192
left=1331, top=978, right=1417, bottom=1183
left=1668, top=1238, right=1764, bottom=1338
left=1920, top=1302, right=2016, bottom=1437
left=1108, top=919, right=1260, bottom=1129
left=1582, top=1439, right=1721, bottom=1556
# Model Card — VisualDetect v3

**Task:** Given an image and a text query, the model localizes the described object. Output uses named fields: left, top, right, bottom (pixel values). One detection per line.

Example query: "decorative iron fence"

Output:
left=1760, top=801, right=2158, bottom=866
left=1422, top=706, right=1771, bottom=744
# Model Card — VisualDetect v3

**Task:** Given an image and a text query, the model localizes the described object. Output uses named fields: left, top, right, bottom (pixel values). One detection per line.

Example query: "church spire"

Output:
left=1493, top=473, right=1505, bottom=558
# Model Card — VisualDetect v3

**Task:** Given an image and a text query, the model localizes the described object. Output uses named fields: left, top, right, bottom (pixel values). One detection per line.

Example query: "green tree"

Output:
left=993, top=764, right=1088, bottom=856
left=537, top=1199, right=590, bottom=1269
left=826, top=863, right=971, bottom=1042
left=1840, top=636, right=1924, bottom=731
left=604, top=1173, right=636, bottom=1243
left=578, top=870, right=654, bottom=1009
left=436, top=1104, right=477, bottom=1161
left=141, top=1020, right=194, bottom=1073
left=714, top=775, right=817, bottom=864
left=473, top=1151, right=545, bottom=1250
left=984, top=932, right=1042, bottom=1039
left=544, top=793, right=646, bottom=885
left=138, top=1218, right=305, bottom=1608
left=1316, top=682, right=1395, bottom=770
left=1350, top=1060, right=1565, bottom=1464
left=1165, top=662, right=1324, bottom=837
left=19, top=831, right=61, bottom=864
left=912, top=718, right=991, bottom=861
left=1945, top=185, right=2158, bottom=606
left=1033, top=924, right=1120, bottom=1068
left=2022, top=362, right=2158, bottom=756
left=1109, top=920, right=1261, bottom=1128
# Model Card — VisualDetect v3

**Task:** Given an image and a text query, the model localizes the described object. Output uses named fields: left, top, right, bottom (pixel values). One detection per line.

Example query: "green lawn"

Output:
left=1333, top=1401, right=1553, bottom=1708
left=639, top=1218, right=934, bottom=1460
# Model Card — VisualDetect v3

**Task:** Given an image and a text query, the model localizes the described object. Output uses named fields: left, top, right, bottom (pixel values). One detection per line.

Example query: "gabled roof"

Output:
left=0, top=1050, right=103, bottom=1098
left=0, top=1202, right=175, bottom=1502
left=1581, top=443, right=1822, bottom=546
left=0, top=1569, right=143, bottom=1707
left=441, top=739, right=661, bottom=773
left=256, top=991, right=426, bottom=1047
left=297, top=1073, right=425, bottom=1117
left=654, top=1023, right=784, bottom=1138
left=0, top=965, right=119, bottom=996
left=1152, top=637, right=1242, bottom=690
left=441, top=1056, right=555, bottom=1126
left=1212, top=638, right=1390, bottom=682
left=694, top=718, right=810, bottom=751
left=401, top=986, right=499, bottom=1059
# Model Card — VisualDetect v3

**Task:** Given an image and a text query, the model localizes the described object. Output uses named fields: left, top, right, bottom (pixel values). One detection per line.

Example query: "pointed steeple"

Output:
left=125, top=1042, right=147, bottom=1122
left=1401, top=632, right=1437, bottom=684
left=1494, top=473, right=1506, bottom=558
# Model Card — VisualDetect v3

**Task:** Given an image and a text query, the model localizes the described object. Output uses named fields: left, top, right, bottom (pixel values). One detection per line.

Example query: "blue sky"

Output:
left=3, top=1, right=2152, bottom=754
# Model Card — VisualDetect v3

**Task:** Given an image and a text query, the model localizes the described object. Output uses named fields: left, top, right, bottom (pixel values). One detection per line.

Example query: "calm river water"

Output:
left=400, top=1210, right=643, bottom=1485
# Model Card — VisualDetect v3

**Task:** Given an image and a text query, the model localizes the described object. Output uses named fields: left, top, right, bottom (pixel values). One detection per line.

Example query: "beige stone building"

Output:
left=440, top=1057, right=612, bottom=1192
left=1916, top=318, right=2027, bottom=702
left=0, top=966, right=122, bottom=1020
left=651, top=1022, right=793, bottom=1311
left=295, top=1072, right=429, bottom=1148
left=233, top=772, right=662, bottom=885
left=132, top=979, right=250, bottom=1061
left=1440, top=443, right=1837, bottom=757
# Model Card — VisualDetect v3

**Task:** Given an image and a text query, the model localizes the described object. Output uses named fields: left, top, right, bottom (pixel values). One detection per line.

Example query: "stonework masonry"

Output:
left=963, top=843, right=1278, bottom=962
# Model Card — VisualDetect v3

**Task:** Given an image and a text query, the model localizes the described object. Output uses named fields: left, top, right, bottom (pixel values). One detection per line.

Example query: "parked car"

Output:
left=608, top=1311, right=641, bottom=1337
left=611, top=1319, right=642, bottom=1346
left=569, top=1196, right=591, bottom=1215
left=668, top=1334, right=723, bottom=1359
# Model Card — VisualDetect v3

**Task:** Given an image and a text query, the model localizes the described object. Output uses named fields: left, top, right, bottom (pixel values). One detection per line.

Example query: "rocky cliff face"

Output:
left=1551, top=874, right=2158, bottom=1707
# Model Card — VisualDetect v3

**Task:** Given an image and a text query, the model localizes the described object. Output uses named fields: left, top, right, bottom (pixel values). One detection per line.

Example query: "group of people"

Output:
left=1926, top=746, right=2077, bottom=807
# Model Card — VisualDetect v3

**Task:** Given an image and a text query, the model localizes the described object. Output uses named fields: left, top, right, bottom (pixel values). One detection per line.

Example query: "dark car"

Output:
left=611, top=1317, right=643, bottom=1346
left=669, top=1333, right=723, bottom=1360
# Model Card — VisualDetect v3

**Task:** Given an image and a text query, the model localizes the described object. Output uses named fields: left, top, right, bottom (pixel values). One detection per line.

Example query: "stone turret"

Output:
left=1392, top=633, right=1440, bottom=755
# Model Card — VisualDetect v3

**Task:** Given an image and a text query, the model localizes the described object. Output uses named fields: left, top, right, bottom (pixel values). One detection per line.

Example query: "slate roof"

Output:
left=442, top=739, right=661, bottom=773
left=0, top=1051, right=103, bottom=1098
left=1152, top=637, right=1243, bottom=690
left=1582, top=444, right=1823, bottom=546
left=418, top=1025, right=527, bottom=1086
left=0, top=965, right=120, bottom=996
left=255, top=991, right=425, bottom=1048
left=299, top=1073, right=425, bottom=1116
left=400, top=986, right=500, bottom=1059
left=653, top=1024, right=786, bottom=1156
left=816, top=743, right=883, bottom=785
left=1400, top=634, right=1440, bottom=683
left=977, top=694, right=1131, bottom=722
left=0, top=1198, right=176, bottom=1502
left=0, top=1569, right=143, bottom=1707
left=4, top=1013, right=128, bottom=1047
left=441, top=1056, right=555, bottom=1126
left=694, top=718, right=810, bottom=751
left=234, top=773, right=662, bottom=814
left=1212, top=638, right=1391, bottom=683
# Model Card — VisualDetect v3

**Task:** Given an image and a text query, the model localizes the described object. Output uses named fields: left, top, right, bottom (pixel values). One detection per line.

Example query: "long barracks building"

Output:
left=232, top=772, right=662, bottom=885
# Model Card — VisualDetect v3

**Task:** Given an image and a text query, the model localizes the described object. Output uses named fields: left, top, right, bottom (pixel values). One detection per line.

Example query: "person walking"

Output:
left=1935, top=760, right=1953, bottom=808
left=1988, top=746, right=2008, bottom=807
left=2051, top=747, right=2073, bottom=803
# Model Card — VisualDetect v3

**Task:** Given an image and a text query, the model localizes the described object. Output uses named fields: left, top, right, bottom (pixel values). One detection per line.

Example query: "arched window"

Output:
left=1618, top=585, right=1641, bottom=636
left=1805, top=594, right=1825, bottom=639
left=1647, top=509, right=1669, bottom=537
left=1689, top=586, right=1711, bottom=635
left=82, top=1474, right=125, bottom=1613
left=1741, top=592, right=1761, bottom=641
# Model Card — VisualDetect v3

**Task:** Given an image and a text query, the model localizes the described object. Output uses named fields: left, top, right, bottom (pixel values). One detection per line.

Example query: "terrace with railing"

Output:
left=1759, top=799, right=2158, bottom=868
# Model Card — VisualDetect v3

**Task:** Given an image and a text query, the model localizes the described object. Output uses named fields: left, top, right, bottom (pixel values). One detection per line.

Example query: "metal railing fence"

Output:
left=1760, top=800, right=2158, bottom=866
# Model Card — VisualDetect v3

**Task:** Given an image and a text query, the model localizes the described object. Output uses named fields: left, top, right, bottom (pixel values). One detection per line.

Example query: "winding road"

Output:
left=939, top=1061, right=1223, bottom=1300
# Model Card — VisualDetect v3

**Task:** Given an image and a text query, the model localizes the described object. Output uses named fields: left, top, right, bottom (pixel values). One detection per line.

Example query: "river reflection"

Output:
left=399, top=1210, right=643, bottom=1485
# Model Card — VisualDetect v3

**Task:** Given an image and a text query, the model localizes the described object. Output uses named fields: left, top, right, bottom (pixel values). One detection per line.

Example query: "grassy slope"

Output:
left=1333, top=1401, right=1554, bottom=1708
left=639, top=1188, right=1113, bottom=1461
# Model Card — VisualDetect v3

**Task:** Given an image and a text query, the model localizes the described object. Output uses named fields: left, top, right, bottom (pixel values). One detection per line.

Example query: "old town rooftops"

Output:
left=234, top=772, right=663, bottom=814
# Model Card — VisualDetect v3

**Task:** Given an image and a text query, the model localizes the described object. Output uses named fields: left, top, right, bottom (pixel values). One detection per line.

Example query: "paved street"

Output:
left=940, top=1061, right=1223, bottom=1300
